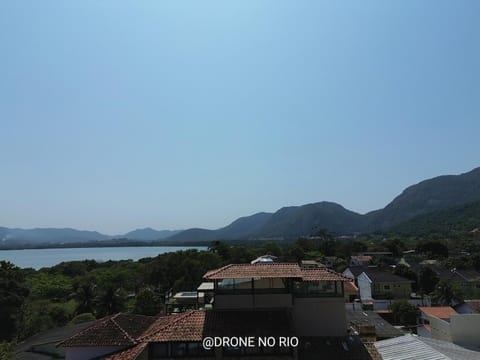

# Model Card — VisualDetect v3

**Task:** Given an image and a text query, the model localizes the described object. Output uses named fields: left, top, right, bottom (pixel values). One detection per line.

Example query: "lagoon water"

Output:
left=0, top=246, right=207, bottom=269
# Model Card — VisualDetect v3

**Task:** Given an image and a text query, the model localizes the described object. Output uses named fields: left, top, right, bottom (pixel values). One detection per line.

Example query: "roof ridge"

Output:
left=140, top=311, right=197, bottom=342
left=58, top=315, right=114, bottom=346
left=110, top=314, right=137, bottom=344
left=204, top=264, right=234, bottom=278
left=410, top=334, right=451, bottom=359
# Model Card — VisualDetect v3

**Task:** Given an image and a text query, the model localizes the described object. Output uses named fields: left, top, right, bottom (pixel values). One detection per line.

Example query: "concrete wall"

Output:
left=450, top=314, right=480, bottom=347
left=357, top=273, right=372, bottom=300
left=292, top=298, right=347, bottom=336
left=65, top=346, right=126, bottom=360
left=429, top=317, right=451, bottom=342
left=214, top=293, right=293, bottom=310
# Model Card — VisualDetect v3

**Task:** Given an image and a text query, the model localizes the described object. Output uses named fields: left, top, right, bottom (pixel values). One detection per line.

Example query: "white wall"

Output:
left=429, top=317, right=451, bottom=342
left=65, top=346, right=127, bottom=360
left=357, top=272, right=372, bottom=301
left=450, top=314, right=480, bottom=348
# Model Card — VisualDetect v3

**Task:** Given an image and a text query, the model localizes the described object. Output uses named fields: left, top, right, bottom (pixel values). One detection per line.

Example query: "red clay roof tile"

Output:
left=61, top=313, right=157, bottom=347
left=204, top=263, right=349, bottom=281
left=419, top=307, right=457, bottom=320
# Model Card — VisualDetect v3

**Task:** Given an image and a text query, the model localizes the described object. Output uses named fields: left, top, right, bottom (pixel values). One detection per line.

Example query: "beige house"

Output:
left=417, top=306, right=480, bottom=348
left=344, top=267, right=413, bottom=301
left=61, top=263, right=364, bottom=360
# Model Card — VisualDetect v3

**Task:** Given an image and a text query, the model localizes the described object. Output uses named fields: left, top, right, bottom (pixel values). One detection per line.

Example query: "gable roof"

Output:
left=300, top=268, right=351, bottom=281
left=204, top=263, right=302, bottom=279
left=375, top=334, right=480, bottom=360
left=61, top=313, right=157, bottom=347
left=360, top=269, right=413, bottom=283
left=419, top=307, right=457, bottom=320
left=203, top=263, right=349, bottom=281
left=142, top=309, right=292, bottom=343
left=142, top=311, right=206, bottom=342
left=345, top=266, right=371, bottom=278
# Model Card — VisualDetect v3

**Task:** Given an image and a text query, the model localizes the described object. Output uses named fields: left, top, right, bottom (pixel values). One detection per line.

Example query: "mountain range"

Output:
left=2, top=167, right=480, bottom=245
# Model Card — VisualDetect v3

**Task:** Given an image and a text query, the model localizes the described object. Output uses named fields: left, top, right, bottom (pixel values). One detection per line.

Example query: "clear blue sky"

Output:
left=1, top=1, right=479, bottom=234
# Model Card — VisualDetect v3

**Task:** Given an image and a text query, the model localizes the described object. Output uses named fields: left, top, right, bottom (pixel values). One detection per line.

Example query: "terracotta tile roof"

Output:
left=141, top=311, right=205, bottom=342
left=101, top=342, right=147, bottom=360
left=61, top=313, right=157, bottom=347
left=204, top=263, right=302, bottom=279
left=419, top=307, right=457, bottom=320
left=344, top=281, right=359, bottom=293
left=204, top=263, right=349, bottom=281
left=142, top=310, right=292, bottom=342
left=301, top=268, right=351, bottom=282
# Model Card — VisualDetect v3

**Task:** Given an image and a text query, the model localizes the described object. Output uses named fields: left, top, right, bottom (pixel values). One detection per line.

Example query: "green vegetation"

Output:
left=2, top=225, right=480, bottom=344
left=389, top=300, right=418, bottom=326
left=432, top=281, right=464, bottom=306
left=390, top=200, right=480, bottom=237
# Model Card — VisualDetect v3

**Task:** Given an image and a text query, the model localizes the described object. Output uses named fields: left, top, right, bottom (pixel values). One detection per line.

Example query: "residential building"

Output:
left=349, top=256, right=372, bottom=267
left=375, top=334, right=480, bottom=360
left=343, top=267, right=413, bottom=301
left=418, top=307, right=457, bottom=338
left=61, top=262, right=372, bottom=360
left=61, top=313, right=157, bottom=360
left=203, top=262, right=350, bottom=337
left=417, top=306, right=480, bottom=349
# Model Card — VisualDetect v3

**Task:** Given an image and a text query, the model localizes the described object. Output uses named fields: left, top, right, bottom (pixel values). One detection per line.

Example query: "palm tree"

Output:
left=432, top=280, right=463, bottom=306
left=73, top=282, right=96, bottom=315
left=95, top=287, right=127, bottom=317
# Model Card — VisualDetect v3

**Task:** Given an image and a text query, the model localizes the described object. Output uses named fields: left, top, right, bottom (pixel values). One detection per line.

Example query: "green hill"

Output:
left=389, top=200, right=480, bottom=237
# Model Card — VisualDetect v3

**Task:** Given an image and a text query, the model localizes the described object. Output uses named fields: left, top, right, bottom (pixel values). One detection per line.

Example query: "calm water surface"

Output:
left=0, top=246, right=207, bottom=269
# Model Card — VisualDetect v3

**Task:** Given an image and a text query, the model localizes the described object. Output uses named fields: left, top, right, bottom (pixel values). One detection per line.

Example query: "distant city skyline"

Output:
left=1, top=1, right=479, bottom=234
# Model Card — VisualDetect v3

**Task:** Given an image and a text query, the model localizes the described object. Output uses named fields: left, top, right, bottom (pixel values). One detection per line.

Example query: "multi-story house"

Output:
left=343, top=266, right=413, bottom=301
left=203, top=262, right=349, bottom=337
left=60, top=262, right=371, bottom=360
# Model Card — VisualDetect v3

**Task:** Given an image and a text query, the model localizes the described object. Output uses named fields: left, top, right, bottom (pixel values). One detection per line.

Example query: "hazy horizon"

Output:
left=2, top=1, right=479, bottom=233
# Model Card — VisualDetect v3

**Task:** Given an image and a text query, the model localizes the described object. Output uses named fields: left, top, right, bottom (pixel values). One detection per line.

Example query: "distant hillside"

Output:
left=0, top=227, right=182, bottom=245
left=122, top=228, right=181, bottom=240
left=388, top=200, right=480, bottom=237
left=0, top=227, right=110, bottom=245
left=167, top=212, right=273, bottom=242
left=4, top=166, right=480, bottom=245
left=366, top=167, right=480, bottom=230
left=168, top=203, right=365, bottom=242
left=168, top=167, right=480, bottom=241
left=253, top=202, right=365, bottom=238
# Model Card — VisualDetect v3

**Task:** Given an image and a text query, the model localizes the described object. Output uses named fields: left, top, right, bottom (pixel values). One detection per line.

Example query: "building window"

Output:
left=383, top=285, right=391, bottom=290
left=171, top=343, right=187, bottom=357
left=152, top=343, right=168, bottom=358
